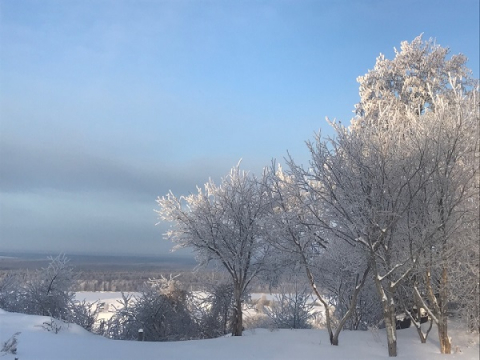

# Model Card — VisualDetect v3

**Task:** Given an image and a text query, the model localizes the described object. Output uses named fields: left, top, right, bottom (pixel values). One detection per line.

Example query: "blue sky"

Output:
left=1, top=0, right=478, bottom=257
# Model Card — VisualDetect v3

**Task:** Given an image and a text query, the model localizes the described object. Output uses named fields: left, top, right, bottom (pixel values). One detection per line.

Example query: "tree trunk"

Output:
left=384, top=305, right=398, bottom=357
left=303, top=263, right=335, bottom=344
left=331, top=332, right=339, bottom=345
left=418, top=331, right=427, bottom=344
left=409, top=312, right=432, bottom=344
left=438, top=318, right=451, bottom=354
left=438, top=265, right=451, bottom=354
left=331, top=266, right=371, bottom=346
left=373, top=268, right=397, bottom=357
left=404, top=305, right=433, bottom=344
left=232, top=284, right=243, bottom=336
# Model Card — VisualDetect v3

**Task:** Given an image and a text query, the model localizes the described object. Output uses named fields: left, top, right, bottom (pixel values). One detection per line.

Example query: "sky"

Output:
left=0, top=0, right=478, bottom=257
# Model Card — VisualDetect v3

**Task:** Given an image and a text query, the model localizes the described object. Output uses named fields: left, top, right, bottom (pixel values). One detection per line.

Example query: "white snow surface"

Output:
left=1, top=309, right=479, bottom=360
left=75, top=291, right=140, bottom=322
left=2, top=292, right=479, bottom=359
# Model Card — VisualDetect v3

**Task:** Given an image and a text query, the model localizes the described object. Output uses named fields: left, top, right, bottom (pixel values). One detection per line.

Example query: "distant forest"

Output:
left=0, top=252, right=207, bottom=292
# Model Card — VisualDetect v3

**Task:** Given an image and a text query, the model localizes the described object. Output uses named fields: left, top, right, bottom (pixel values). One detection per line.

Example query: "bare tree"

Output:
left=156, top=163, right=274, bottom=336
left=0, top=255, right=105, bottom=333
left=265, top=271, right=318, bottom=329
left=265, top=164, right=371, bottom=346
left=300, top=35, right=479, bottom=356
left=24, top=254, right=75, bottom=321
left=0, top=273, right=23, bottom=312
left=69, top=299, right=101, bottom=332
left=287, top=116, right=438, bottom=357
left=354, top=35, right=478, bottom=354
left=195, top=281, right=235, bottom=338
left=407, top=86, right=479, bottom=353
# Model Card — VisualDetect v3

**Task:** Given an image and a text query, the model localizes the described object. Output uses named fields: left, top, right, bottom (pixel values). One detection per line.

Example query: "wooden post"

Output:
left=138, top=328, right=144, bottom=341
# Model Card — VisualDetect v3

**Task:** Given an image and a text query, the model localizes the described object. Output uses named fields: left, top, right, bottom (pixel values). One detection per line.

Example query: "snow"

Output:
left=1, top=307, right=478, bottom=360
left=75, top=291, right=139, bottom=322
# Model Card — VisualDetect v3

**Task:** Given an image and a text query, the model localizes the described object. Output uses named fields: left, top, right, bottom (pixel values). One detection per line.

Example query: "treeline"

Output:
left=0, top=268, right=270, bottom=293
left=75, top=271, right=173, bottom=292
left=74, top=270, right=259, bottom=292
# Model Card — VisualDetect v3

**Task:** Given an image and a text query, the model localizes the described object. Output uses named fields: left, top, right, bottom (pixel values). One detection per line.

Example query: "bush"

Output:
left=0, top=255, right=101, bottom=334
left=265, top=284, right=317, bottom=329
left=105, top=276, right=200, bottom=341
left=23, top=254, right=75, bottom=320
left=0, top=273, right=23, bottom=313
left=69, top=299, right=101, bottom=332
left=196, top=282, right=234, bottom=338
left=1, top=332, right=20, bottom=355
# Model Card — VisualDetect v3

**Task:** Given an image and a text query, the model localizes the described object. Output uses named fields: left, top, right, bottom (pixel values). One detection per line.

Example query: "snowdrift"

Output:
left=1, top=309, right=478, bottom=360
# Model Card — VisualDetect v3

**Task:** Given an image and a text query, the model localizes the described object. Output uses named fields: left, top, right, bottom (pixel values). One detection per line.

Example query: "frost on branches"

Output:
left=354, top=34, right=475, bottom=136
left=265, top=163, right=372, bottom=346
left=287, top=35, right=478, bottom=357
left=156, top=164, right=274, bottom=336
left=152, top=35, right=478, bottom=357
left=24, top=254, right=75, bottom=320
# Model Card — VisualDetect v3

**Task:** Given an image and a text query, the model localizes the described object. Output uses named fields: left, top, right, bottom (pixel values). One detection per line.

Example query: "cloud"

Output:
left=0, top=139, right=238, bottom=199
left=0, top=135, right=265, bottom=255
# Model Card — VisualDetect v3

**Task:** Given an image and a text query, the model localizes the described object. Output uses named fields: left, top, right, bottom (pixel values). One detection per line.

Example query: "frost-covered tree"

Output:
left=133, top=276, right=199, bottom=341
left=287, top=119, right=437, bottom=357
left=406, top=86, right=479, bottom=353
left=156, top=164, right=274, bottom=336
left=69, top=299, right=101, bottom=332
left=0, top=273, right=23, bottom=313
left=313, top=239, right=381, bottom=332
left=105, top=276, right=199, bottom=341
left=23, top=254, right=75, bottom=321
left=195, top=282, right=235, bottom=338
left=352, top=35, right=478, bottom=355
left=354, top=34, right=474, bottom=124
left=284, top=37, right=477, bottom=357
left=102, top=292, right=135, bottom=339
left=0, top=255, right=103, bottom=333
left=265, top=164, right=371, bottom=345
left=450, top=228, right=480, bottom=332
left=265, top=271, right=318, bottom=329
left=282, top=35, right=476, bottom=357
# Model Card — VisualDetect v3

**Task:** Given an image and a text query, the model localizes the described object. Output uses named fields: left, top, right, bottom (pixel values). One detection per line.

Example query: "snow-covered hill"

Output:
left=1, top=309, right=478, bottom=360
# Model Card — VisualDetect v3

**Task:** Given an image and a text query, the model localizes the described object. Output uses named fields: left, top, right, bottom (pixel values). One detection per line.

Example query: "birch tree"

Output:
left=287, top=115, right=438, bottom=357
left=353, top=34, right=479, bottom=354
left=354, top=34, right=473, bottom=125
left=265, top=165, right=371, bottom=346
left=407, top=84, right=479, bottom=353
left=156, top=164, right=273, bottom=336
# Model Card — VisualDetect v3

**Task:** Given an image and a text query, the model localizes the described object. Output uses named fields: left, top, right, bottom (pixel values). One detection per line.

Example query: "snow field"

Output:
left=1, top=292, right=476, bottom=360
left=1, top=308, right=479, bottom=360
left=74, top=291, right=327, bottom=327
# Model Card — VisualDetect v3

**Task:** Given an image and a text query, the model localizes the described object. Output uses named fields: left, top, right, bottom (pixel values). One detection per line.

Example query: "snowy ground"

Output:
left=1, top=308, right=479, bottom=360
left=75, top=291, right=139, bottom=322
left=2, top=292, right=477, bottom=360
